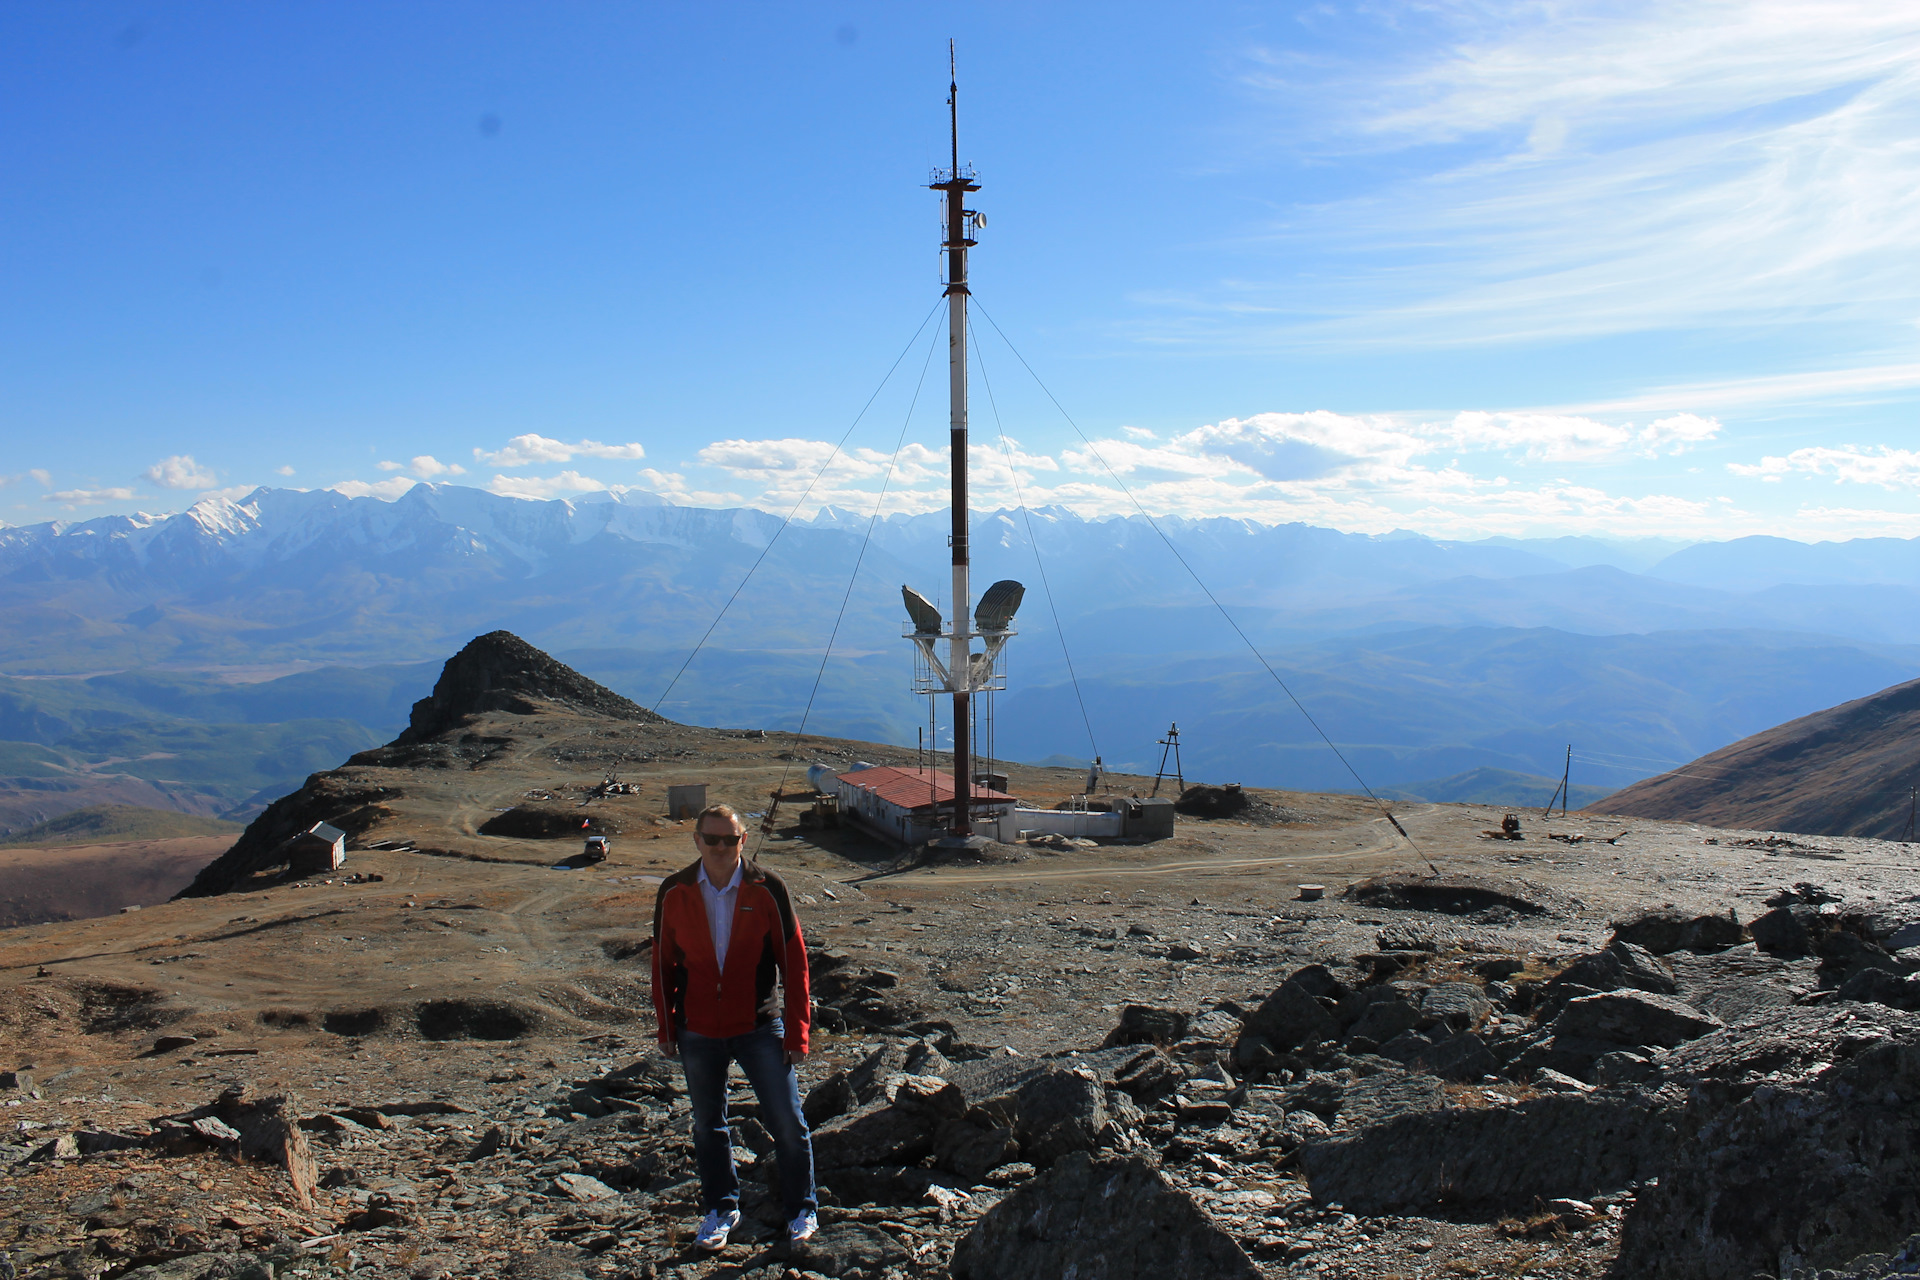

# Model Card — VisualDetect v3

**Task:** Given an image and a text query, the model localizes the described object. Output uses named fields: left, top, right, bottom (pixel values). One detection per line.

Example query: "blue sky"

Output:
left=5, top=1, right=1920, bottom=541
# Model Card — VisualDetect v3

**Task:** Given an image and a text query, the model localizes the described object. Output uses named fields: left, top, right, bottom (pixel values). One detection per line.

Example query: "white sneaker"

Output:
left=789, top=1208, right=819, bottom=1243
left=694, top=1208, right=740, bottom=1251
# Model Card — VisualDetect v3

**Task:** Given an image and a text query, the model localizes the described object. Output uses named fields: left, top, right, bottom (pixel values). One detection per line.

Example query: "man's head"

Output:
left=693, top=803, right=746, bottom=879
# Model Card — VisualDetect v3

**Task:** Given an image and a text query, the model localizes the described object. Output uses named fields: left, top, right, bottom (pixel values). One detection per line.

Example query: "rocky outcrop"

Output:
left=173, top=771, right=402, bottom=898
left=392, top=630, right=661, bottom=746
left=1300, top=1089, right=1675, bottom=1213
left=1617, top=1007, right=1920, bottom=1279
left=1610, top=907, right=1749, bottom=954
left=949, top=1151, right=1260, bottom=1280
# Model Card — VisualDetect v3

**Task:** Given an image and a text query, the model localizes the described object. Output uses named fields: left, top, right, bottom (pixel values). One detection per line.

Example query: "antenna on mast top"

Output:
left=948, top=39, right=959, bottom=177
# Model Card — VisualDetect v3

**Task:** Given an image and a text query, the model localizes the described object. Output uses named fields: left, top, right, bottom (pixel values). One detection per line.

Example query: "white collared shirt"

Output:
left=696, top=859, right=745, bottom=967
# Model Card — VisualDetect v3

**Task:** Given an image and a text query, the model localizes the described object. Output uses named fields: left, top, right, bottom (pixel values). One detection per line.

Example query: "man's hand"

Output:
left=785, top=1049, right=806, bottom=1067
left=659, top=1040, right=679, bottom=1059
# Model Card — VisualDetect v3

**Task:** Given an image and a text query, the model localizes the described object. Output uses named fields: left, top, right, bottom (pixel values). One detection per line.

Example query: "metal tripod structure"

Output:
left=1150, top=723, right=1185, bottom=798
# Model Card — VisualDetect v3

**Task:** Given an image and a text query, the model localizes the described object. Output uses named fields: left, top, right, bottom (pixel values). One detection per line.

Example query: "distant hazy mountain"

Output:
left=9, top=483, right=1920, bottom=813
left=1594, top=676, right=1920, bottom=839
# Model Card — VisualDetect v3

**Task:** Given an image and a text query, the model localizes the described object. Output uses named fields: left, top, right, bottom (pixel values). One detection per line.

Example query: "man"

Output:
left=651, top=803, right=817, bottom=1251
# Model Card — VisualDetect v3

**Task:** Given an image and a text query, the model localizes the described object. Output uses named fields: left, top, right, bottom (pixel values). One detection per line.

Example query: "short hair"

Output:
left=694, top=803, right=742, bottom=830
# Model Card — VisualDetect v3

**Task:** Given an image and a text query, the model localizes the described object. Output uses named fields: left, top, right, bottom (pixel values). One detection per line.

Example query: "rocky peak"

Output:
left=393, top=631, right=663, bottom=745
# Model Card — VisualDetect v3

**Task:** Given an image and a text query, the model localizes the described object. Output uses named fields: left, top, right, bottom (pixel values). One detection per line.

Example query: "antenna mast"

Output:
left=901, top=46, right=1020, bottom=844
left=934, top=43, right=981, bottom=836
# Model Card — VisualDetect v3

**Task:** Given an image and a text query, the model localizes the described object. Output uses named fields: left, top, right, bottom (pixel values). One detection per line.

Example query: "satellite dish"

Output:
left=974, top=579, right=1025, bottom=632
left=902, top=585, right=943, bottom=635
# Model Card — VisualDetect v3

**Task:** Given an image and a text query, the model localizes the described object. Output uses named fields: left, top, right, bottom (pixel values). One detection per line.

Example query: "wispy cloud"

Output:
left=475, top=434, right=646, bottom=467
left=143, top=455, right=219, bottom=490
left=44, top=486, right=138, bottom=506
left=1194, top=2, right=1920, bottom=349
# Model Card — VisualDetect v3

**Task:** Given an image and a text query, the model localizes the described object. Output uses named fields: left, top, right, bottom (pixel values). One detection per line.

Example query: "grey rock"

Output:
left=1236, top=978, right=1338, bottom=1063
left=802, top=1069, right=855, bottom=1126
left=1010, top=1067, right=1111, bottom=1167
left=1419, top=983, right=1492, bottom=1031
left=118, top=1253, right=274, bottom=1280
left=1609, top=907, right=1748, bottom=955
left=845, top=1041, right=911, bottom=1105
left=1592, top=1050, right=1658, bottom=1087
left=1278, top=1110, right=1331, bottom=1149
left=950, top=1151, right=1260, bottom=1280
left=811, top=1101, right=938, bottom=1170
left=550, top=1172, right=618, bottom=1202
left=1301, top=1090, right=1675, bottom=1213
left=1553, top=990, right=1722, bottom=1048
left=789, top=1220, right=910, bottom=1275
left=1550, top=941, right=1678, bottom=998
left=1818, top=929, right=1906, bottom=986
left=1410, top=1031, right=1498, bottom=1082
left=1838, top=966, right=1920, bottom=1011
left=1345, top=997, right=1420, bottom=1049
left=1531, top=1068, right=1594, bottom=1093
left=0, top=1071, right=32, bottom=1091
left=1334, top=1069, right=1445, bottom=1130
left=1751, top=904, right=1838, bottom=957
left=934, top=1116, right=1017, bottom=1181
left=1666, top=944, right=1811, bottom=1023
left=1618, top=1007, right=1920, bottom=1280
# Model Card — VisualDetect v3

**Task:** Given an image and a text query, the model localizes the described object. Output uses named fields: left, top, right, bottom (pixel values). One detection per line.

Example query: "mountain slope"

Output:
left=1592, top=677, right=1920, bottom=838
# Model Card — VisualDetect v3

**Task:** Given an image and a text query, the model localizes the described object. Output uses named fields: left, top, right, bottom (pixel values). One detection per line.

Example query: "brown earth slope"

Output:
left=1594, top=675, right=1920, bottom=838
left=12, top=633, right=1920, bottom=1280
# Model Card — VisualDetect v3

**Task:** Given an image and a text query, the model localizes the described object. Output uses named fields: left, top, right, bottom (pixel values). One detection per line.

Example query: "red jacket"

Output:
left=651, top=858, right=811, bottom=1054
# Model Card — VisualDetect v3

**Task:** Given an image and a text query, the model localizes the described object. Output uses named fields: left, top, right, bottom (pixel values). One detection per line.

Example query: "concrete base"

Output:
left=930, top=835, right=998, bottom=853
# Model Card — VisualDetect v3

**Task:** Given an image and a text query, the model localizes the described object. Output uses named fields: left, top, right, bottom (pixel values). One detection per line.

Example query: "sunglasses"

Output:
left=698, top=832, right=742, bottom=847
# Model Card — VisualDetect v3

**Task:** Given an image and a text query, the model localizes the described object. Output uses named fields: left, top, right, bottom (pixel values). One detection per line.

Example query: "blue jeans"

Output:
left=678, top=1020, right=816, bottom=1219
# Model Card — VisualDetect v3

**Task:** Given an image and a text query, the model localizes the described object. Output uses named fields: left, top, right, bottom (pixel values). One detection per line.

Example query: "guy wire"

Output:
left=650, top=297, right=945, bottom=718
left=755, top=321, right=945, bottom=856
left=972, top=299, right=1437, bottom=874
left=970, top=318, right=1101, bottom=765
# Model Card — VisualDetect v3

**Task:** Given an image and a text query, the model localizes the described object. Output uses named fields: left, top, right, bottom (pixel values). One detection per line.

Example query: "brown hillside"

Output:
left=1593, top=674, right=1920, bottom=837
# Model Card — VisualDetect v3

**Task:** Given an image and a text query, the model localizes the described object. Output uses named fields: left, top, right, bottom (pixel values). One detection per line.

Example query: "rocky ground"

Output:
left=8, top=638, right=1920, bottom=1280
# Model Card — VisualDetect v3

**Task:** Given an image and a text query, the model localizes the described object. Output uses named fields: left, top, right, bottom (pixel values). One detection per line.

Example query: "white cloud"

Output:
left=28, top=469, right=50, bottom=487
left=378, top=455, right=466, bottom=478
left=143, top=455, right=219, bottom=490
left=1445, top=411, right=1720, bottom=461
left=1121, top=426, right=1158, bottom=440
left=475, top=434, right=646, bottom=467
left=275, top=465, right=296, bottom=476
left=1729, top=444, right=1920, bottom=489
left=485, top=470, right=609, bottom=499
left=331, top=478, right=417, bottom=500
left=44, top=486, right=138, bottom=506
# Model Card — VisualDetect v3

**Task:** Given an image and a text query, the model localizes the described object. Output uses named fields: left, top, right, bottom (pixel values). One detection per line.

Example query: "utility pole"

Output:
left=1542, top=743, right=1572, bottom=817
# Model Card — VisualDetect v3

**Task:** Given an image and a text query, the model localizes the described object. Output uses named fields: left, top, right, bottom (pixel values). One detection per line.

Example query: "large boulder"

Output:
left=949, top=1151, right=1260, bottom=1280
left=810, top=1074, right=963, bottom=1170
left=1234, top=978, right=1338, bottom=1065
left=1553, top=990, right=1722, bottom=1049
left=1301, top=1090, right=1675, bottom=1213
left=1549, top=941, right=1678, bottom=997
left=1610, top=908, right=1748, bottom=955
left=1102, top=1005, right=1189, bottom=1047
left=1617, top=1007, right=1920, bottom=1279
